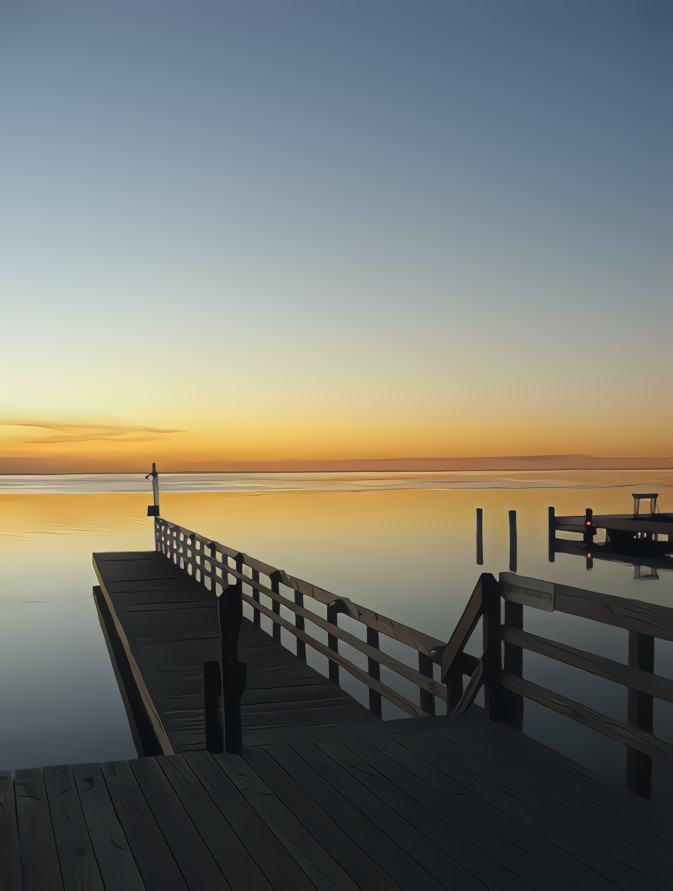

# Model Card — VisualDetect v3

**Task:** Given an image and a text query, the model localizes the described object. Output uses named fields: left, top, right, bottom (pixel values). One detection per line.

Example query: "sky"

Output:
left=2, top=0, right=671, bottom=471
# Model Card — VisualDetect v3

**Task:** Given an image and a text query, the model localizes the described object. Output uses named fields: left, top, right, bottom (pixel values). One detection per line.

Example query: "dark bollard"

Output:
left=476, top=508, right=484, bottom=565
left=509, top=510, right=517, bottom=572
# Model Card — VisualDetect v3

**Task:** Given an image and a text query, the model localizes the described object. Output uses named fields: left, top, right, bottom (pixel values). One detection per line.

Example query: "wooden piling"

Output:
left=508, top=510, right=517, bottom=572
left=476, top=508, right=484, bottom=565
left=548, top=506, right=556, bottom=562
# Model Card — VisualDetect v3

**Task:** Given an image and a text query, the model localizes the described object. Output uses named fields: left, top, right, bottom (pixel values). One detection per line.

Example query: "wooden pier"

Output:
left=2, top=709, right=671, bottom=890
left=2, top=503, right=673, bottom=888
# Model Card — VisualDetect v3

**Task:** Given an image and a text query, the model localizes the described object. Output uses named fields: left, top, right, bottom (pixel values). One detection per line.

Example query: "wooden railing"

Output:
left=441, top=570, right=673, bottom=799
left=155, top=518, right=481, bottom=722
left=155, top=516, right=673, bottom=797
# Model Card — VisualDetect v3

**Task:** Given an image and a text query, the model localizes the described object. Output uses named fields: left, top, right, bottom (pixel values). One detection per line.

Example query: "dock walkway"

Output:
left=93, top=551, right=378, bottom=754
left=2, top=710, right=671, bottom=890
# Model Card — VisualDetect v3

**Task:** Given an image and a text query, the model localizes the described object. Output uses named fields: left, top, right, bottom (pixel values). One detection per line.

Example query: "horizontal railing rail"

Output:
left=155, top=517, right=459, bottom=721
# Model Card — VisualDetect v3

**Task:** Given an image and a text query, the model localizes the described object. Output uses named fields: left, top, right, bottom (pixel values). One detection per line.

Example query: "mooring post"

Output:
left=476, top=508, right=484, bottom=565
left=508, top=510, right=517, bottom=572
left=583, top=508, right=595, bottom=548
left=548, top=506, right=556, bottom=562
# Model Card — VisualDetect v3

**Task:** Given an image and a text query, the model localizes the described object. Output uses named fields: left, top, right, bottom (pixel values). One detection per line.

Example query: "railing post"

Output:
left=483, top=575, right=523, bottom=728
left=270, top=572, right=282, bottom=643
left=626, top=631, right=654, bottom=798
left=418, top=653, right=436, bottom=716
left=217, top=554, right=247, bottom=754
left=294, top=590, right=306, bottom=661
left=326, top=602, right=340, bottom=685
left=366, top=627, right=383, bottom=717
left=251, top=569, right=261, bottom=627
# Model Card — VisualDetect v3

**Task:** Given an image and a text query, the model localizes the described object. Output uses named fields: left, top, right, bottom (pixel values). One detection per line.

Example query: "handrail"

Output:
left=155, top=517, right=458, bottom=721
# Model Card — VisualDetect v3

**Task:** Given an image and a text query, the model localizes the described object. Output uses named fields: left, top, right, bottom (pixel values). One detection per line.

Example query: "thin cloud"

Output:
left=0, top=419, right=184, bottom=445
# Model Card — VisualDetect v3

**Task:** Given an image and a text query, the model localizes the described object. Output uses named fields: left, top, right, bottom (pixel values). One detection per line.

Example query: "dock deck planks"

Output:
left=2, top=714, right=671, bottom=889
left=93, top=551, right=377, bottom=755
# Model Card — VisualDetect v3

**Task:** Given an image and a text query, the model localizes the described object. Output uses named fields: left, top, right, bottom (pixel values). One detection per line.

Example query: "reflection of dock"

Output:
left=552, top=536, right=673, bottom=574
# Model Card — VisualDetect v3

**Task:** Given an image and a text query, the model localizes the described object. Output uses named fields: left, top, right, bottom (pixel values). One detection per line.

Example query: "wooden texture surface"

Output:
left=93, top=551, right=377, bottom=755
left=3, top=712, right=671, bottom=889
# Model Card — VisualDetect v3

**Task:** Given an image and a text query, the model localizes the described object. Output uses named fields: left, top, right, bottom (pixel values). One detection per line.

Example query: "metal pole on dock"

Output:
left=476, top=508, right=484, bottom=565
left=146, top=462, right=160, bottom=517
left=509, top=510, right=517, bottom=572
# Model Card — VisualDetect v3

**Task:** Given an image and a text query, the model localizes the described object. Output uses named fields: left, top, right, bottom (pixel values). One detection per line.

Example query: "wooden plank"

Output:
left=425, top=717, right=673, bottom=883
left=183, top=750, right=314, bottom=889
left=502, top=626, right=673, bottom=702
left=500, top=572, right=673, bottom=641
left=212, top=751, right=360, bottom=889
left=129, top=757, right=227, bottom=888
left=42, top=764, right=103, bottom=891
left=0, top=772, right=21, bottom=891
left=499, top=673, right=673, bottom=762
left=335, top=730, right=572, bottom=890
left=241, top=746, right=400, bottom=889
left=289, top=738, right=450, bottom=890
left=396, top=729, right=664, bottom=890
left=157, top=756, right=271, bottom=890
left=309, top=735, right=502, bottom=890
left=71, top=764, right=144, bottom=891
left=101, top=760, right=187, bottom=890
left=14, top=768, right=63, bottom=891
left=266, top=741, right=443, bottom=888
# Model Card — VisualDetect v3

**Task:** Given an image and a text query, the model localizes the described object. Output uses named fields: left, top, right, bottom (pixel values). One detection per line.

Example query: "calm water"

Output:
left=1, top=471, right=672, bottom=795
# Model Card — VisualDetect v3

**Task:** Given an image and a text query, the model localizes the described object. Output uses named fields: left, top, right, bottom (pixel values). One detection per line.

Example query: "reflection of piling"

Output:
left=509, top=510, right=517, bottom=572
left=476, top=508, right=484, bottom=565
left=548, top=506, right=555, bottom=562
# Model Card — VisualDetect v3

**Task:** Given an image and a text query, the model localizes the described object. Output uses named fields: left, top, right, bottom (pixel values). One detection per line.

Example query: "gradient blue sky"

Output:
left=2, top=1, right=671, bottom=469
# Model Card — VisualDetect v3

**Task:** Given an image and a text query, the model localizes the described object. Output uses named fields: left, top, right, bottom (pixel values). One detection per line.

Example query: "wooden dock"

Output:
left=3, top=506, right=673, bottom=888
left=92, top=551, right=378, bottom=754
left=2, top=709, right=671, bottom=889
